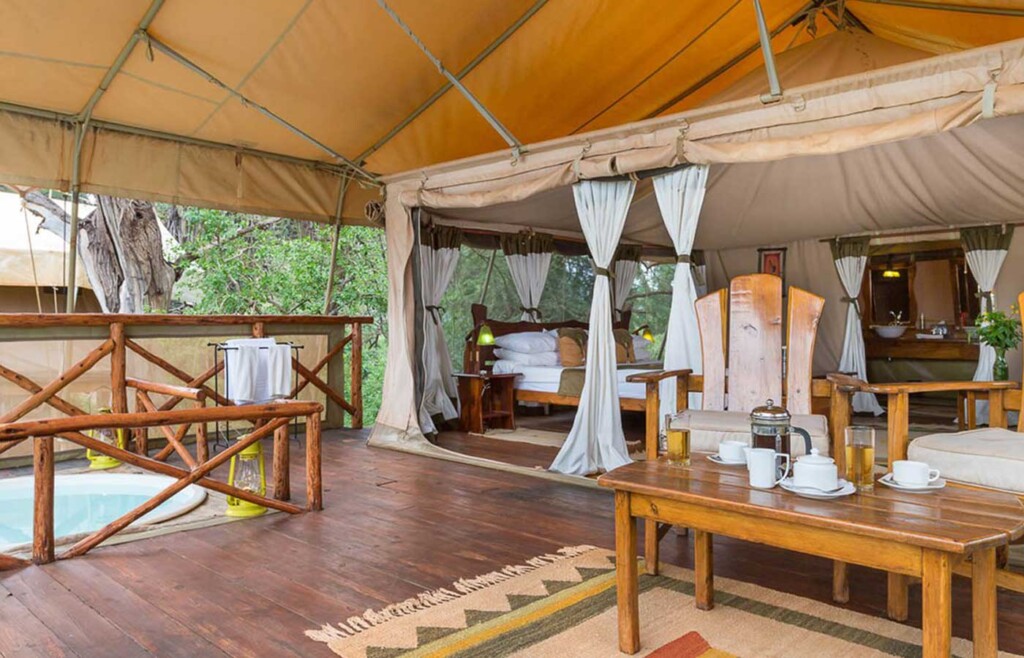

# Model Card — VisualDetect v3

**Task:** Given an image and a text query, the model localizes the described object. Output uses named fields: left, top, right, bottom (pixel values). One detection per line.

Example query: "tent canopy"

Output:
left=2, top=0, right=1023, bottom=224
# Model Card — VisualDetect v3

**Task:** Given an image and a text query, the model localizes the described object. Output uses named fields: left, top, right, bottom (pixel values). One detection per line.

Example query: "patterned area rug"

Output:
left=307, top=546, right=1012, bottom=657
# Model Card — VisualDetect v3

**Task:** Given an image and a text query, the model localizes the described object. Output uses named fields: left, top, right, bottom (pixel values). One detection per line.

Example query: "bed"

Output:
left=463, top=304, right=679, bottom=413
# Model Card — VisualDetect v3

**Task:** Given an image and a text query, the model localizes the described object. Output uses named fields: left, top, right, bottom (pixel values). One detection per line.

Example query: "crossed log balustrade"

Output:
left=0, top=400, right=323, bottom=568
left=0, top=314, right=370, bottom=463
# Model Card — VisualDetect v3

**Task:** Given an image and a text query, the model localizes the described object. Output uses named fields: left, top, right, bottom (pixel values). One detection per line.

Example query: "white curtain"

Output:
left=963, top=226, right=1014, bottom=423
left=612, top=246, right=641, bottom=320
left=419, top=226, right=461, bottom=433
left=550, top=179, right=636, bottom=475
left=502, top=232, right=553, bottom=321
left=692, top=252, right=708, bottom=297
left=654, top=166, right=708, bottom=421
left=832, top=256, right=884, bottom=416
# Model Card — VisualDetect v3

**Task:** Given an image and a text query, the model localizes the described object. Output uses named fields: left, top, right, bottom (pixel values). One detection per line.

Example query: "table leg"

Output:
left=644, top=520, right=659, bottom=575
left=832, top=561, right=850, bottom=604
left=972, top=548, right=998, bottom=658
left=615, top=490, right=639, bottom=654
left=694, top=530, right=714, bottom=611
left=888, top=573, right=910, bottom=621
left=922, top=550, right=952, bottom=658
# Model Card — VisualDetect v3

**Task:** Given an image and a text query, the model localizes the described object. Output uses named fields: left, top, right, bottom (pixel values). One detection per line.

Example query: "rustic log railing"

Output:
left=0, top=399, right=323, bottom=568
left=0, top=314, right=371, bottom=461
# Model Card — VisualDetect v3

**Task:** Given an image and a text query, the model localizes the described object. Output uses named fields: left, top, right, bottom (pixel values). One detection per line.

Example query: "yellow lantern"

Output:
left=86, top=407, right=126, bottom=470
left=477, top=323, right=495, bottom=346
left=226, top=441, right=267, bottom=518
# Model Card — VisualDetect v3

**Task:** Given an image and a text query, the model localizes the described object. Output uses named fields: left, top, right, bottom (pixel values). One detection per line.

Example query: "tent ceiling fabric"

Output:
left=1, top=0, right=1023, bottom=223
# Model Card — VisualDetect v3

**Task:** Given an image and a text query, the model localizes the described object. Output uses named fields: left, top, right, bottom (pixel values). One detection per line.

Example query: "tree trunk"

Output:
left=24, top=193, right=174, bottom=313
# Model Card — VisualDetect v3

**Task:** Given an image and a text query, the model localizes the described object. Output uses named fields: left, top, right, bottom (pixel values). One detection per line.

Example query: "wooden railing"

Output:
left=0, top=314, right=372, bottom=458
left=0, top=398, right=323, bottom=569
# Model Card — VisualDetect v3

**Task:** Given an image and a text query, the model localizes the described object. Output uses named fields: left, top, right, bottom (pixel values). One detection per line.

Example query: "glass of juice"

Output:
left=664, top=414, right=690, bottom=467
left=844, top=426, right=875, bottom=491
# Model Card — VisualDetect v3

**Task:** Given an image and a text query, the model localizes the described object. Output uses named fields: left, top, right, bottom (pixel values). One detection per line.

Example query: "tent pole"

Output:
left=373, top=0, right=522, bottom=153
left=142, top=33, right=377, bottom=184
left=65, top=122, right=84, bottom=313
left=752, top=0, right=783, bottom=103
left=856, top=0, right=1024, bottom=17
left=479, top=250, right=496, bottom=304
left=323, top=180, right=350, bottom=314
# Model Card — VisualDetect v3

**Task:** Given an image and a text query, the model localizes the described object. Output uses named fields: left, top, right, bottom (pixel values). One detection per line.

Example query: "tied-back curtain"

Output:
left=830, top=237, right=884, bottom=415
left=612, top=244, right=642, bottom=320
left=962, top=225, right=1014, bottom=422
left=419, top=225, right=462, bottom=433
left=501, top=231, right=554, bottom=322
left=550, top=179, right=636, bottom=475
left=654, top=166, right=708, bottom=420
left=692, top=250, right=708, bottom=297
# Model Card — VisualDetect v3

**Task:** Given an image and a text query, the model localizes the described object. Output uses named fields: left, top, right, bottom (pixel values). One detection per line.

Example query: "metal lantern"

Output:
left=226, top=441, right=267, bottom=518
left=86, top=407, right=126, bottom=470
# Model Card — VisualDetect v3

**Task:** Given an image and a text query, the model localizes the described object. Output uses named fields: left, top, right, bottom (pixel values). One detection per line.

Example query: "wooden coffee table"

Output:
left=598, top=455, right=1024, bottom=658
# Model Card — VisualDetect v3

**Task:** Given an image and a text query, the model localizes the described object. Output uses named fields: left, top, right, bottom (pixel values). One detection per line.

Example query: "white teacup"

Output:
left=892, top=460, right=940, bottom=488
left=718, top=440, right=747, bottom=463
left=748, top=448, right=790, bottom=489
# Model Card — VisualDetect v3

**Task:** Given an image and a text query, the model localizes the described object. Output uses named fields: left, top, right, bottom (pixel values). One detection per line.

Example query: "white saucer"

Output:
left=879, top=473, right=946, bottom=492
left=707, top=454, right=746, bottom=466
left=779, top=477, right=856, bottom=500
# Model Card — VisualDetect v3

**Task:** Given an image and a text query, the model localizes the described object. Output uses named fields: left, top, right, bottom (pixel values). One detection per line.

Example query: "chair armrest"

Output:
left=832, top=378, right=1019, bottom=395
left=626, top=369, right=692, bottom=384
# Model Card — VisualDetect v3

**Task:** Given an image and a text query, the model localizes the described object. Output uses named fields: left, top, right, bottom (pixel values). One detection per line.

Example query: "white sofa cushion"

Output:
left=671, top=410, right=829, bottom=456
left=908, top=428, right=1024, bottom=494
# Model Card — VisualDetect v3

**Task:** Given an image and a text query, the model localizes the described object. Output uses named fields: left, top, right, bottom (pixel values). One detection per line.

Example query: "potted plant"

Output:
left=974, top=307, right=1023, bottom=381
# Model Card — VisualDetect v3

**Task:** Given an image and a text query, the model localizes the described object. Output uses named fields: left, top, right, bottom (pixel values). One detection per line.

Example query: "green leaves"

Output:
left=974, top=307, right=1023, bottom=353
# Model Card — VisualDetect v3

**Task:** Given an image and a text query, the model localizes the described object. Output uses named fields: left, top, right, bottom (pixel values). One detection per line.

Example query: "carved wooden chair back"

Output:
left=695, top=274, right=824, bottom=414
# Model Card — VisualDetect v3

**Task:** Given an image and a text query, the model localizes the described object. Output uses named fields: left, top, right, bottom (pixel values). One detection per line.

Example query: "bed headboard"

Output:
left=463, top=303, right=632, bottom=373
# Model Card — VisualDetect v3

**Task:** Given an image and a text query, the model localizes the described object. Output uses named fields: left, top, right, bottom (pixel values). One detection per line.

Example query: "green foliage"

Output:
left=974, top=306, right=1023, bottom=354
left=166, top=206, right=388, bottom=421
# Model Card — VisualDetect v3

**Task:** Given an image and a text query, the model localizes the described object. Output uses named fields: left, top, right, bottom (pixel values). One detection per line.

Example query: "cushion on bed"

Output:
left=557, top=328, right=587, bottom=367
left=493, top=348, right=559, bottom=367
left=613, top=328, right=635, bottom=363
left=672, top=410, right=829, bottom=456
left=908, top=428, right=1024, bottom=494
left=493, top=331, right=558, bottom=353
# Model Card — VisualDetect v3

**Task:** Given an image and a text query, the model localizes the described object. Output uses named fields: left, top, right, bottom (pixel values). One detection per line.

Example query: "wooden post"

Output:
left=350, top=322, right=363, bottom=429
left=134, top=391, right=148, bottom=456
left=921, top=550, right=952, bottom=658
left=694, top=530, right=714, bottom=611
left=887, top=392, right=909, bottom=467
left=194, top=398, right=208, bottom=464
left=33, top=436, right=55, bottom=565
left=252, top=322, right=266, bottom=338
left=110, top=323, right=127, bottom=414
left=887, top=573, right=910, bottom=622
left=829, top=381, right=851, bottom=474
left=614, top=490, right=639, bottom=654
left=273, top=423, right=290, bottom=501
left=972, top=547, right=998, bottom=658
left=989, top=390, right=1006, bottom=429
left=832, top=561, right=850, bottom=603
left=325, top=327, right=346, bottom=429
left=305, top=412, right=322, bottom=511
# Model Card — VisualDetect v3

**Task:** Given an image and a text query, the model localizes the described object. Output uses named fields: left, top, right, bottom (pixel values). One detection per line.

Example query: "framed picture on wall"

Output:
left=758, top=247, right=787, bottom=289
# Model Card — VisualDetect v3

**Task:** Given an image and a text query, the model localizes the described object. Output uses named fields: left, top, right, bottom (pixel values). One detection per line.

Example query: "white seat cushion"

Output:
left=908, top=428, right=1024, bottom=494
left=671, top=410, right=829, bottom=456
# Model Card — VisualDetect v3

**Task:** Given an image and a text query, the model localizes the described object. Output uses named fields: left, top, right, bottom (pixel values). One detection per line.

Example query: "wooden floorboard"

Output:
left=2, top=426, right=1023, bottom=656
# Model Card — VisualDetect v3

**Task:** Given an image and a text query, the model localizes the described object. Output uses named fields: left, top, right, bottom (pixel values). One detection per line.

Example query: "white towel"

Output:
left=225, top=338, right=275, bottom=404
left=267, top=344, right=293, bottom=399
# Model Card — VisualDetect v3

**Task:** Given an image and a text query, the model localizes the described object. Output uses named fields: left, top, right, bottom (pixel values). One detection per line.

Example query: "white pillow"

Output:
left=491, top=359, right=524, bottom=375
left=493, top=331, right=557, bottom=353
left=632, top=335, right=653, bottom=362
left=493, top=348, right=559, bottom=367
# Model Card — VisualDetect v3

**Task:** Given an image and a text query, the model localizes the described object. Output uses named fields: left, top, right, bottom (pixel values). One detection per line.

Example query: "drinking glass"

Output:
left=844, top=426, right=876, bottom=491
left=665, top=414, right=690, bottom=467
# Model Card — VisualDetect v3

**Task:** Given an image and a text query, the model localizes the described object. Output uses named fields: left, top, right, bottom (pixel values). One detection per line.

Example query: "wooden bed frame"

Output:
left=462, top=303, right=669, bottom=412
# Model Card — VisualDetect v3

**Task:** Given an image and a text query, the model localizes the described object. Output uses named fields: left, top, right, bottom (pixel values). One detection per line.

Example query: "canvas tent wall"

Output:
left=371, top=34, right=1024, bottom=448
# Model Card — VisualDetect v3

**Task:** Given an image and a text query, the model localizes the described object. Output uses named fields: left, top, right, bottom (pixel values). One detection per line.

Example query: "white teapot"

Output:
left=792, top=449, right=839, bottom=491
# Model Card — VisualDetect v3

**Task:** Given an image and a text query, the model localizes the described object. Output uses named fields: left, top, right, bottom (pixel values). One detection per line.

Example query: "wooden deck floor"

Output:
left=2, top=428, right=1023, bottom=656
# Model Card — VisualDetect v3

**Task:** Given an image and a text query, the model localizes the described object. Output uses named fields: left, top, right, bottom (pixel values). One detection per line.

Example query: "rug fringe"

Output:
left=305, top=544, right=598, bottom=644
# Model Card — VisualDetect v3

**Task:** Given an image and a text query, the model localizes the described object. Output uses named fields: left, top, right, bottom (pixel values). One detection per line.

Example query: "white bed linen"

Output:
left=491, top=361, right=649, bottom=399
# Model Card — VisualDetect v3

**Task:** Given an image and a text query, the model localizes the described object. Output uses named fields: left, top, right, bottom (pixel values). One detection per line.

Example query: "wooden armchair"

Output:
left=829, top=367, right=1024, bottom=617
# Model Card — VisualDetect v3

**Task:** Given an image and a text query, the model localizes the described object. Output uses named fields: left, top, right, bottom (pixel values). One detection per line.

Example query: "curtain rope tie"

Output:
left=841, top=296, right=861, bottom=317
left=520, top=306, right=542, bottom=319
left=425, top=304, right=444, bottom=324
left=675, top=254, right=691, bottom=264
left=593, top=266, right=615, bottom=280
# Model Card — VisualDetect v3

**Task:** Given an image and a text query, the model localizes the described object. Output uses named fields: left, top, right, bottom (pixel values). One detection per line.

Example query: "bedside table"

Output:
left=454, top=372, right=520, bottom=434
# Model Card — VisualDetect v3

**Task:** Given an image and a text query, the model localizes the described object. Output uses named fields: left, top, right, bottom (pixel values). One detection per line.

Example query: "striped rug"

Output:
left=307, top=546, right=1013, bottom=658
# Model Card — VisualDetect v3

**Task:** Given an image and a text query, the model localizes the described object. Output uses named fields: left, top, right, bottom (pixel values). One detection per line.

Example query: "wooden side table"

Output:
left=454, top=372, right=519, bottom=434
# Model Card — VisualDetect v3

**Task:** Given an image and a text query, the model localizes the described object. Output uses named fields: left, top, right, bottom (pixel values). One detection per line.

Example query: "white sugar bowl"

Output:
left=792, top=449, right=839, bottom=491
